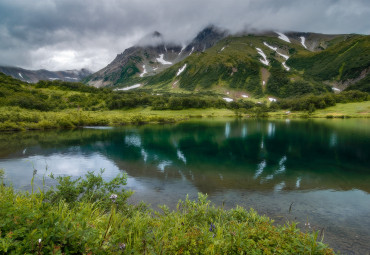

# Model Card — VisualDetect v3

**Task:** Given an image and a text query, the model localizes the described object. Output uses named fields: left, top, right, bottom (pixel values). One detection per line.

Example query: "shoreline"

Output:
left=0, top=101, right=369, bottom=132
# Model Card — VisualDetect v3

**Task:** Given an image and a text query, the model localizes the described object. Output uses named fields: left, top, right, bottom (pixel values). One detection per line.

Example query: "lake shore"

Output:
left=0, top=169, right=335, bottom=254
left=0, top=101, right=369, bottom=132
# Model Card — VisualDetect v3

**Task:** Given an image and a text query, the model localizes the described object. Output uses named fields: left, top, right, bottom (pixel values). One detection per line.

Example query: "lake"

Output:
left=0, top=119, right=369, bottom=254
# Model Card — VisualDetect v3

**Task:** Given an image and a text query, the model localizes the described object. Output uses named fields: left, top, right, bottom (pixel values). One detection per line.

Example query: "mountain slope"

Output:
left=137, top=32, right=369, bottom=98
left=143, top=32, right=348, bottom=97
left=287, top=34, right=370, bottom=90
left=84, top=26, right=227, bottom=87
left=0, top=66, right=92, bottom=83
left=84, top=27, right=369, bottom=99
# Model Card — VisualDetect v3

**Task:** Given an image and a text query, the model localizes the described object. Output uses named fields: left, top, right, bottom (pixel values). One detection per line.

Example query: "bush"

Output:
left=0, top=171, right=334, bottom=254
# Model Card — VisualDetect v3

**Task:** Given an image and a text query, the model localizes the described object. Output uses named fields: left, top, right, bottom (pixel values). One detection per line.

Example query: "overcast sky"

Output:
left=0, top=0, right=369, bottom=71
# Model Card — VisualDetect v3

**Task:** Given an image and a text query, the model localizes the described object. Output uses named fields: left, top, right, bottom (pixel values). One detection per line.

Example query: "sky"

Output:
left=0, top=0, right=369, bottom=72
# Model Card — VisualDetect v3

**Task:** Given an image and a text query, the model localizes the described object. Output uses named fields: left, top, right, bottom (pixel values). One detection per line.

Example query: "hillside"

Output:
left=0, top=66, right=91, bottom=83
left=84, top=26, right=227, bottom=87
left=143, top=32, right=369, bottom=98
left=88, top=28, right=369, bottom=100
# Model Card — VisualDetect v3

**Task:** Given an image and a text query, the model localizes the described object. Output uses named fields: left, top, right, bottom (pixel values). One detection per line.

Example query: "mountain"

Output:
left=0, top=66, right=92, bottom=83
left=85, top=26, right=369, bottom=98
left=84, top=26, right=227, bottom=87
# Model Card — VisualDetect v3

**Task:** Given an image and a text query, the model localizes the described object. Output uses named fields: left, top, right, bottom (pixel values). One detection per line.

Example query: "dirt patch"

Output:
left=326, top=67, right=370, bottom=90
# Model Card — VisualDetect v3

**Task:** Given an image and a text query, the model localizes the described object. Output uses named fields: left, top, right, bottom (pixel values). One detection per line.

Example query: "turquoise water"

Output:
left=0, top=119, right=369, bottom=254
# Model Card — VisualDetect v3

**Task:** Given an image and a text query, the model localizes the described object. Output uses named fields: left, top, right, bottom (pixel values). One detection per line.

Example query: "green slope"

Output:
left=143, top=34, right=337, bottom=98
left=287, top=35, right=370, bottom=82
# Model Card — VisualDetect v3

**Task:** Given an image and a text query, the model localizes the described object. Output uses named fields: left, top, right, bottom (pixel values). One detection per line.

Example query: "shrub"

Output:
left=0, top=169, right=335, bottom=255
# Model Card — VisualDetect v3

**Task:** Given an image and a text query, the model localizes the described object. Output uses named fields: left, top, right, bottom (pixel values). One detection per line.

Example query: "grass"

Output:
left=312, top=101, right=370, bottom=118
left=0, top=107, right=236, bottom=131
left=268, top=101, right=370, bottom=119
left=1, top=101, right=369, bottom=132
left=0, top=170, right=335, bottom=254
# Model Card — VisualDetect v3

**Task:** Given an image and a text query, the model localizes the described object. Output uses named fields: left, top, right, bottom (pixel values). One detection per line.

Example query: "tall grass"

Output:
left=0, top=170, right=335, bottom=254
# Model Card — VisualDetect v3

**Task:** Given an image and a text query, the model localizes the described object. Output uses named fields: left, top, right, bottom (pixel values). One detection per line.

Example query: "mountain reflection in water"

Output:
left=1, top=119, right=370, bottom=254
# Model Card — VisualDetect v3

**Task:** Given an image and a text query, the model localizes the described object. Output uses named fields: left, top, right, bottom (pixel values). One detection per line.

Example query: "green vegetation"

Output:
left=0, top=107, right=237, bottom=131
left=0, top=72, right=369, bottom=131
left=82, top=32, right=369, bottom=97
left=0, top=170, right=335, bottom=254
left=145, top=35, right=333, bottom=97
left=287, top=35, right=370, bottom=82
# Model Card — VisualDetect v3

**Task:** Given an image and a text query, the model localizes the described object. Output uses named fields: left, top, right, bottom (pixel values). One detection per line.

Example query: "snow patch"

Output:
left=275, top=32, right=291, bottom=43
left=156, top=54, right=172, bottom=65
left=263, top=41, right=290, bottom=61
left=300, top=36, right=307, bottom=49
left=176, top=64, right=187, bottom=76
left=65, top=77, right=78, bottom=80
left=282, top=62, right=290, bottom=71
left=18, top=73, right=23, bottom=79
left=220, top=46, right=225, bottom=52
left=189, top=47, right=195, bottom=56
left=263, top=42, right=277, bottom=51
left=242, top=95, right=248, bottom=98
left=153, top=67, right=158, bottom=71
left=115, top=84, right=141, bottom=91
left=263, top=81, right=266, bottom=86
left=178, top=45, right=186, bottom=56
left=256, top=48, right=269, bottom=66
left=223, top=97, right=233, bottom=102
left=332, top=87, right=341, bottom=92
left=140, top=65, right=147, bottom=77
left=268, top=97, right=277, bottom=102
left=48, top=78, right=60, bottom=81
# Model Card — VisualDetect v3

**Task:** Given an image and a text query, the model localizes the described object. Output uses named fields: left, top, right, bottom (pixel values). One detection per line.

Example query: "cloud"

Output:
left=0, top=0, right=369, bottom=71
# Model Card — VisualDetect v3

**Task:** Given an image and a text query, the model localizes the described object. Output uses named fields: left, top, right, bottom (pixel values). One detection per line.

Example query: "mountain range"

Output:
left=0, top=66, right=92, bottom=83
left=1, top=26, right=369, bottom=98
left=84, top=26, right=370, bottom=97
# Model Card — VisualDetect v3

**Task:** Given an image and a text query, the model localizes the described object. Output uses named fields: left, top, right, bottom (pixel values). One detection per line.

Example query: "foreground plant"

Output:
left=0, top=171, right=335, bottom=254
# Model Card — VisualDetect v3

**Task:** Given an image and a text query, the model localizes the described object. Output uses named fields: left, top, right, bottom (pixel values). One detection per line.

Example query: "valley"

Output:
left=0, top=23, right=369, bottom=255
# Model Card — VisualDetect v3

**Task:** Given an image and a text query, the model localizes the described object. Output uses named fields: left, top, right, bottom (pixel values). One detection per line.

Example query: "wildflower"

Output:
left=110, top=194, right=118, bottom=202
left=209, top=223, right=216, bottom=232
left=119, top=243, right=126, bottom=251
left=38, top=239, right=42, bottom=243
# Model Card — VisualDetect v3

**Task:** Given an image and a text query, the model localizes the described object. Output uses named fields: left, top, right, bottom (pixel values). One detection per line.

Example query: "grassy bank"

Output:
left=0, top=170, right=334, bottom=254
left=268, top=101, right=370, bottom=119
left=0, top=107, right=235, bottom=131
left=1, top=101, right=370, bottom=132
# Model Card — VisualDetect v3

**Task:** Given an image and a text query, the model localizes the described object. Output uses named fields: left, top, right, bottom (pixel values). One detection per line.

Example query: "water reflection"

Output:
left=1, top=119, right=369, bottom=194
left=1, top=119, right=370, bottom=254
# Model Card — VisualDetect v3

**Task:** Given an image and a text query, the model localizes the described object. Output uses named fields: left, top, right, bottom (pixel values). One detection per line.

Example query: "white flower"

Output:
left=110, top=194, right=118, bottom=202
left=38, top=239, right=42, bottom=243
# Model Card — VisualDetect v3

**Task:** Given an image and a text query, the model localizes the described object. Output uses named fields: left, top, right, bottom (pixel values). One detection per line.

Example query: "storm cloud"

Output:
left=0, top=0, right=369, bottom=71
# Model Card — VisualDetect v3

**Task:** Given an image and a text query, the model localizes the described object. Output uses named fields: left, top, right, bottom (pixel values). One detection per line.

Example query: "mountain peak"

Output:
left=187, top=25, right=227, bottom=52
left=136, top=31, right=165, bottom=47
left=152, top=31, right=162, bottom=38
